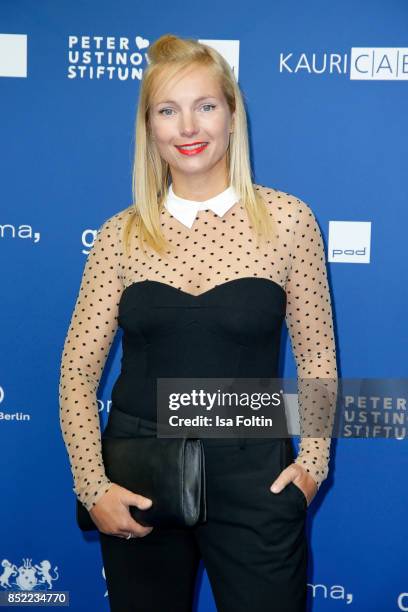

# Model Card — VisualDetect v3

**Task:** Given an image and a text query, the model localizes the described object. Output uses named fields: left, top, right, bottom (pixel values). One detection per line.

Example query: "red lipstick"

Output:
left=175, top=142, right=209, bottom=156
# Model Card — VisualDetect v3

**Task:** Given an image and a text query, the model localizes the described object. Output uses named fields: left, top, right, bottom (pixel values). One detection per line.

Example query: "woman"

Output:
left=59, top=33, right=338, bottom=612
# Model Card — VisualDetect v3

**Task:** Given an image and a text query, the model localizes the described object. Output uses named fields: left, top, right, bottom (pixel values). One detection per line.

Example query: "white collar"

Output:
left=164, top=183, right=239, bottom=229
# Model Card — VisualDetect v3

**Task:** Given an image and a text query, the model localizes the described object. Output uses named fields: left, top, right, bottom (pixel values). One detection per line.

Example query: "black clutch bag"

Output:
left=76, top=436, right=207, bottom=530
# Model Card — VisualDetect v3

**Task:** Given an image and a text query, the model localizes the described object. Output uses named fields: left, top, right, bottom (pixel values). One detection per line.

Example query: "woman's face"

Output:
left=148, top=64, right=234, bottom=181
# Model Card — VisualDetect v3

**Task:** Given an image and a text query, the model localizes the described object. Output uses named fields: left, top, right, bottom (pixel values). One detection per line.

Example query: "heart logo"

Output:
left=136, top=36, right=149, bottom=49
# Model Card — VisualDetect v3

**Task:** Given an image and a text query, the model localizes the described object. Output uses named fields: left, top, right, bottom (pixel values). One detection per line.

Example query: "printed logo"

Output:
left=0, top=224, right=41, bottom=242
left=199, top=39, right=240, bottom=80
left=0, top=558, right=59, bottom=591
left=98, top=399, right=112, bottom=414
left=328, top=221, right=371, bottom=263
left=0, top=34, right=27, bottom=78
left=102, top=566, right=108, bottom=598
left=0, top=387, right=31, bottom=421
left=398, top=592, right=408, bottom=611
left=82, top=227, right=98, bottom=255
left=67, top=36, right=240, bottom=82
left=308, top=582, right=353, bottom=604
left=67, top=35, right=151, bottom=81
left=279, top=47, right=408, bottom=80
left=350, top=47, right=408, bottom=80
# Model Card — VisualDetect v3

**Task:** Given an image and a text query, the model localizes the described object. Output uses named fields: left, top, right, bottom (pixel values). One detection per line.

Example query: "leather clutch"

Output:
left=76, top=435, right=207, bottom=530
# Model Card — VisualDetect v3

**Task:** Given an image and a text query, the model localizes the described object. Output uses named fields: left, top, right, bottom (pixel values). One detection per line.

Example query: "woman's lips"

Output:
left=175, top=143, right=209, bottom=156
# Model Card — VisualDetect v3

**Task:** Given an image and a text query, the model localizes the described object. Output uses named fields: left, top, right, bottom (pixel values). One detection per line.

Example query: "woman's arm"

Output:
left=58, top=215, right=123, bottom=512
left=284, top=198, right=338, bottom=490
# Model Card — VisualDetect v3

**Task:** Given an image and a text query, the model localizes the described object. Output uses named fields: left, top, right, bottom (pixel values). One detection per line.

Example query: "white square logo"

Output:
left=198, top=39, right=239, bottom=80
left=328, top=221, right=371, bottom=263
left=0, top=34, right=27, bottom=77
left=350, top=47, right=408, bottom=81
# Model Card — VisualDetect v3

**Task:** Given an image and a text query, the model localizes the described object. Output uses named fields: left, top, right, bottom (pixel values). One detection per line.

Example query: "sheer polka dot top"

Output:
left=58, top=184, right=338, bottom=512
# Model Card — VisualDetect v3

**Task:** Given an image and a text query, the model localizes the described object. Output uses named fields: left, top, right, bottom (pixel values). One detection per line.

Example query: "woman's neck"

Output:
left=170, top=169, right=230, bottom=202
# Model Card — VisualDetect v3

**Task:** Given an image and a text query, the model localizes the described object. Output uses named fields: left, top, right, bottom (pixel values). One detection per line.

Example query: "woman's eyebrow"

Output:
left=156, top=95, right=218, bottom=105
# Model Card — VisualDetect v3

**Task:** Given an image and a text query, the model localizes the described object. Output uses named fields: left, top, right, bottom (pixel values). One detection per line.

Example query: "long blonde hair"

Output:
left=123, top=33, right=276, bottom=257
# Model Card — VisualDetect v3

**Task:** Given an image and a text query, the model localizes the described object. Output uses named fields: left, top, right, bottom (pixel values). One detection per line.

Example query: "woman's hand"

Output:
left=89, top=483, right=154, bottom=538
left=270, top=463, right=318, bottom=507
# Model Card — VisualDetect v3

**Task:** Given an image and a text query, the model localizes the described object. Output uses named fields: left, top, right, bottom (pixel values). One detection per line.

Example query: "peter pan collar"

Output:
left=164, top=182, right=239, bottom=229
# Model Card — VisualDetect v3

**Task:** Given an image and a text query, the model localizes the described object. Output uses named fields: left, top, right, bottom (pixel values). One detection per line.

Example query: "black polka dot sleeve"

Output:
left=58, top=216, right=123, bottom=512
left=284, top=199, right=338, bottom=489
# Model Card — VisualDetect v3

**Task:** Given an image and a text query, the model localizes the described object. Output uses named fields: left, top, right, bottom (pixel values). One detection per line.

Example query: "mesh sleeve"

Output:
left=58, top=215, right=123, bottom=511
left=285, top=199, right=338, bottom=489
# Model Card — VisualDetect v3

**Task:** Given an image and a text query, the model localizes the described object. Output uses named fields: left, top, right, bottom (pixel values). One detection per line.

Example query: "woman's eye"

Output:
left=158, top=108, right=174, bottom=116
left=158, top=104, right=216, bottom=116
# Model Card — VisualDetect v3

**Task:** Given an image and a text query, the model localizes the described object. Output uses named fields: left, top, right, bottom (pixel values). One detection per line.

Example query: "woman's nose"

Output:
left=179, top=113, right=199, bottom=137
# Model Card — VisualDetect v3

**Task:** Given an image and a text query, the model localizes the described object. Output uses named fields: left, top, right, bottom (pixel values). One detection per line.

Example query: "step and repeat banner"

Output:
left=1, top=1, right=407, bottom=610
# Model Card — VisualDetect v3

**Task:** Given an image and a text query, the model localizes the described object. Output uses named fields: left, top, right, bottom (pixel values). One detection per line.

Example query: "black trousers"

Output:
left=99, top=408, right=308, bottom=612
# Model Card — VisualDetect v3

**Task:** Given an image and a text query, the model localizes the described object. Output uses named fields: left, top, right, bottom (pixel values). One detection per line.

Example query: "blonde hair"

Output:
left=123, top=33, right=276, bottom=257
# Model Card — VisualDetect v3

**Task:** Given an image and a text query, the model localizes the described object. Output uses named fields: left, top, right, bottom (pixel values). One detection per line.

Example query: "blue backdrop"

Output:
left=1, top=1, right=407, bottom=610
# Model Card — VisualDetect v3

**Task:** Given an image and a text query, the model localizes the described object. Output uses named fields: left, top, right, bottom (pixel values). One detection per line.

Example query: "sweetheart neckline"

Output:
left=120, top=276, right=286, bottom=301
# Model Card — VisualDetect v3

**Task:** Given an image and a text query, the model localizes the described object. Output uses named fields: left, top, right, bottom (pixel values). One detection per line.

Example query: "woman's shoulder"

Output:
left=90, top=206, right=136, bottom=253
left=101, top=204, right=134, bottom=227
left=254, top=182, right=310, bottom=211
left=254, top=183, right=318, bottom=228
left=95, top=205, right=135, bottom=237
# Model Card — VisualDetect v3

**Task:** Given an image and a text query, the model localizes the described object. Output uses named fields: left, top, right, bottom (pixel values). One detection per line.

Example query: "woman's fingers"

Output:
left=117, top=487, right=154, bottom=538
left=120, top=488, right=153, bottom=511
left=270, top=464, right=298, bottom=493
left=89, top=483, right=155, bottom=537
left=270, top=463, right=317, bottom=505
